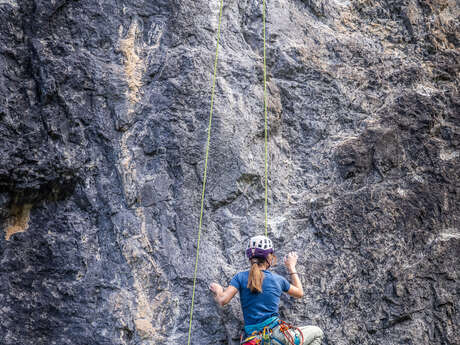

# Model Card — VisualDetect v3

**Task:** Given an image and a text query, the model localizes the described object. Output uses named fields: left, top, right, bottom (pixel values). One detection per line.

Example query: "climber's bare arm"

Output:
left=287, top=283, right=303, bottom=298
left=209, top=283, right=238, bottom=306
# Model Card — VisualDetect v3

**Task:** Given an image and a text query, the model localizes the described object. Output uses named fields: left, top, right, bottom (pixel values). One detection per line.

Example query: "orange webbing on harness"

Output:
left=279, top=320, right=304, bottom=345
left=240, top=332, right=262, bottom=345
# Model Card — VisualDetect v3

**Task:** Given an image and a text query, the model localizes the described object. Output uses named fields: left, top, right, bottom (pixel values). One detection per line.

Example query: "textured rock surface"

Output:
left=0, top=0, right=459, bottom=344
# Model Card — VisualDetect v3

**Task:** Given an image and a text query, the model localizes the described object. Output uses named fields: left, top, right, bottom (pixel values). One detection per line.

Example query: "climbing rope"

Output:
left=187, top=0, right=271, bottom=342
left=262, top=0, right=269, bottom=237
left=186, top=0, right=224, bottom=344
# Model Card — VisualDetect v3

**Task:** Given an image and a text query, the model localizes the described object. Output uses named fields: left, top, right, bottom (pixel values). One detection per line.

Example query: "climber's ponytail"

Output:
left=247, top=257, right=265, bottom=293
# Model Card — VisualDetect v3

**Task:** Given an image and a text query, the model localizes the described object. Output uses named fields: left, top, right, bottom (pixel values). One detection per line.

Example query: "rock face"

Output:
left=0, top=0, right=459, bottom=344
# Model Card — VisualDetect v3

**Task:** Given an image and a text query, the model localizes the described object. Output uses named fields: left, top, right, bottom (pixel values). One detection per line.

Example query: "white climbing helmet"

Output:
left=246, top=235, right=274, bottom=259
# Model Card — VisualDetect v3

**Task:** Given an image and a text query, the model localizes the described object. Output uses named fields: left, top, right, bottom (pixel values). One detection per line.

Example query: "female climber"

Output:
left=209, top=235, right=324, bottom=345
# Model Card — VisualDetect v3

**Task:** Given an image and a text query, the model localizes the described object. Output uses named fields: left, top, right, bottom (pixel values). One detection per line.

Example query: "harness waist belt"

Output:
left=244, top=316, right=279, bottom=335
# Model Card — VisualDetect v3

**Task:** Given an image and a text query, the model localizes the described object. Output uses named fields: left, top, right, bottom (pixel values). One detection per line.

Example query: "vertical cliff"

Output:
left=0, top=0, right=459, bottom=344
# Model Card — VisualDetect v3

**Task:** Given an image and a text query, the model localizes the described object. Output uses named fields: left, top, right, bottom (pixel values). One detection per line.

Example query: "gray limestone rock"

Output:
left=0, top=0, right=459, bottom=344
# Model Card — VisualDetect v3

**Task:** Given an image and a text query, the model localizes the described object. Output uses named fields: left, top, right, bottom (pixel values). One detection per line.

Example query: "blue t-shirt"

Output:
left=230, top=270, right=290, bottom=326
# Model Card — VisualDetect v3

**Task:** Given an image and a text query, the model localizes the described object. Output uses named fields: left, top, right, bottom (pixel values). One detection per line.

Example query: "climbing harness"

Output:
left=240, top=334, right=262, bottom=345
left=277, top=320, right=304, bottom=345
left=240, top=319, right=304, bottom=345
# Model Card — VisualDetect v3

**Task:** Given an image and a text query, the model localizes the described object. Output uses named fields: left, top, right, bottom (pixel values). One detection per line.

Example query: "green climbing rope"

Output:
left=262, top=0, right=269, bottom=237
left=186, top=0, right=224, bottom=344
left=187, top=0, right=271, bottom=342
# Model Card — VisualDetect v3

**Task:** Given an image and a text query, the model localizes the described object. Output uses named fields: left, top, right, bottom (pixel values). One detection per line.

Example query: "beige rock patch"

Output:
left=134, top=318, right=155, bottom=339
left=5, top=204, right=32, bottom=240
left=120, top=21, right=145, bottom=106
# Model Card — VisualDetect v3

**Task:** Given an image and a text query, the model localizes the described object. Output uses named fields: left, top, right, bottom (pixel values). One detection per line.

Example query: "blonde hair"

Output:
left=247, top=254, right=276, bottom=293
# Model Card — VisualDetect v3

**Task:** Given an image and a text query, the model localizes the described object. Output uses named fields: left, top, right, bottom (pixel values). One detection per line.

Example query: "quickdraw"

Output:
left=240, top=325, right=272, bottom=345
left=240, top=321, right=304, bottom=345
left=278, top=320, right=304, bottom=345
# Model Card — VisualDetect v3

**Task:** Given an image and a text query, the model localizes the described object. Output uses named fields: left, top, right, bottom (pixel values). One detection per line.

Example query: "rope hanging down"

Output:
left=262, top=0, right=269, bottom=237
left=187, top=0, right=224, bottom=344
left=187, top=0, right=270, bottom=342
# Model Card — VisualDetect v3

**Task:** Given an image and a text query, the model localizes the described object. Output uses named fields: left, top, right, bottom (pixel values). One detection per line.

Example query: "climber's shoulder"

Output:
left=230, top=270, right=249, bottom=289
